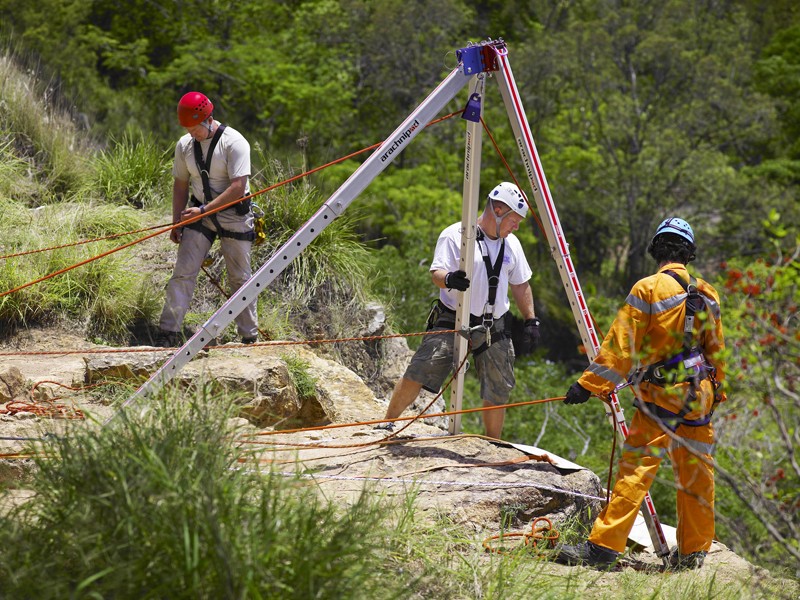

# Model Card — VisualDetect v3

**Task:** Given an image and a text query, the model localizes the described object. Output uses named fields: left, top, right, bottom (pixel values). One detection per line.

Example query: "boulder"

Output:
left=0, top=366, right=26, bottom=402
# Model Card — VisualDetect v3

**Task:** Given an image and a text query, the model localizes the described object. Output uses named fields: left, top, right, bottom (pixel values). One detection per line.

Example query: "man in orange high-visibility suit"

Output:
left=555, top=217, right=726, bottom=571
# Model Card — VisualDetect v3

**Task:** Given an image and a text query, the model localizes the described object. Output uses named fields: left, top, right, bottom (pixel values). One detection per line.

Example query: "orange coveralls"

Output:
left=578, top=263, right=726, bottom=554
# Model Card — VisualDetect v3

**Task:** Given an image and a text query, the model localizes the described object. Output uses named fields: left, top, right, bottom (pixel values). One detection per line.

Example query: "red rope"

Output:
left=0, top=328, right=459, bottom=357
left=0, top=381, right=109, bottom=419
left=480, top=116, right=547, bottom=237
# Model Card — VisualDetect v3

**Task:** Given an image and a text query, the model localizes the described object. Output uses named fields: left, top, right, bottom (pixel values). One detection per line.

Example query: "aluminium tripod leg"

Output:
left=490, top=42, right=670, bottom=562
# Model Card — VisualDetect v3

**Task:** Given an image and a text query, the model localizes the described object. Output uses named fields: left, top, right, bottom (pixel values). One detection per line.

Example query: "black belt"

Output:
left=187, top=195, right=255, bottom=242
left=634, top=349, right=713, bottom=388
left=434, top=301, right=487, bottom=329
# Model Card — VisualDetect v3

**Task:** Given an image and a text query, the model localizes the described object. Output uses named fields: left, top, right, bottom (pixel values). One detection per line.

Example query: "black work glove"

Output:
left=564, top=381, right=591, bottom=405
left=444, top=270, right=470, bottom=291
left=517, top=318, right=541, bottom=355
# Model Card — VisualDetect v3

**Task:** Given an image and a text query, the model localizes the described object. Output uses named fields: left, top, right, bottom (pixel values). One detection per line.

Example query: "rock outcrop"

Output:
left=2, top=338, right=605, bottom=534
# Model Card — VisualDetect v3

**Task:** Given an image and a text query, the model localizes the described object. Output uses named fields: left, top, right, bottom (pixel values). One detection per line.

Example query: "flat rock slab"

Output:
left=246, top=421, right=604, bottom=532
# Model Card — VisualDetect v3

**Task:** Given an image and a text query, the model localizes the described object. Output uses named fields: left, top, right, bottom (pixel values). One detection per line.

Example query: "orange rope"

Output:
left=0, top=111, right=461, bottom=277
left=241, top=395, right=565, bottom=440
left=0, top=399, right=84, bottom=420
left=0, top=380, right=108, bottom=420
left=482, top=517, right=560, bottom=554
left=0, top=401, right=83, bottom=419
left=238, top=350, right=472, bottom=451
left=0, top=224, right=174, bottom=298
left=0, top=223, right=168, bottom=260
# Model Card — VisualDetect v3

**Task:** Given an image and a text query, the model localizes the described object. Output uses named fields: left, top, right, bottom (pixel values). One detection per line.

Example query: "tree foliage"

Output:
left=713, top=233, right=800, bottom=571
left=1, top=0, right=799, bottom=573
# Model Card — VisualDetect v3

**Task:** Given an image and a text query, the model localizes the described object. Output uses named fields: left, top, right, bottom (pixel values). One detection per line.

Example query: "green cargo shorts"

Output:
left=403, top=321, right=516, bottom=405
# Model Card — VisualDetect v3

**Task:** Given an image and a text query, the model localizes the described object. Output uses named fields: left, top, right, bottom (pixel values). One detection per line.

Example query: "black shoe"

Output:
left=554, top=541, right=619, bottom=569
left=668, top=548, right=706, bottom=570
left=241, top=336, right=257, bottom=345
left=154, top=330, right=180, bottom=348
left=373, top=421, right=396, bottom=432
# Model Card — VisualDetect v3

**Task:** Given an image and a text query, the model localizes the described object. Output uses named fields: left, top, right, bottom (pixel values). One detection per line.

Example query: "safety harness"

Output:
left=186, top=124, right=255, bottom=243
left=632, top=270, right=719, bottom=429
left=426, top=227, right=510, bottom=356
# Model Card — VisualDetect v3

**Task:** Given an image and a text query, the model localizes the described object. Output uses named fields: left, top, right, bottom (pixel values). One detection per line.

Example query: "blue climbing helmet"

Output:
left=652, top=217, right=694, bottom=245
left=648, top=217, right=696, bottom=263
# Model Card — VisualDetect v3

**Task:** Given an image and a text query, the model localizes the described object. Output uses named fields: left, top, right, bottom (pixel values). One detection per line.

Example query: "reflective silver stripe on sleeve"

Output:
left=625, top=292, right=686, bottom=315
left=587, top=362, right=626, bottom=386
left=700, top=294, right=721, bottom=320
left=625, top=293, right=651, bottom=314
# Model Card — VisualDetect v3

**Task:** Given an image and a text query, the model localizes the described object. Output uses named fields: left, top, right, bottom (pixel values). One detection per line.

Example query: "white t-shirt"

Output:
left=173, top=121, right=251, bottom=202
left=431, top=222, right=532, bottom=319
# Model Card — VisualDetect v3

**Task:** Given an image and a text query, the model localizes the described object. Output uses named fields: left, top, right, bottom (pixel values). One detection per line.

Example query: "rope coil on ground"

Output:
left=0, top=380, right=98, bottom=420
left=482, top=517, right=560, bottom=555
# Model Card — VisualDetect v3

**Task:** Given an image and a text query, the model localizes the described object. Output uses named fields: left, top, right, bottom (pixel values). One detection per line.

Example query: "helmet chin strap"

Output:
left=203, top=118, right=214, bottom=139
left=489, top=197, right=512, bottom=238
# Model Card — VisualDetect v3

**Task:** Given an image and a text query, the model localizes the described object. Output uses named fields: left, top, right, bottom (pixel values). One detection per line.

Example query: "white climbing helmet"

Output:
left=488, top=182, right=528, bottom=218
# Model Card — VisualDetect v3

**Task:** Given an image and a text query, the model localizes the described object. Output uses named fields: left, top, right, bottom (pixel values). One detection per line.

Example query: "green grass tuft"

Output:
left=86, top=130, right=172, bottom=209
left=0, top=389, right=407, bottom=599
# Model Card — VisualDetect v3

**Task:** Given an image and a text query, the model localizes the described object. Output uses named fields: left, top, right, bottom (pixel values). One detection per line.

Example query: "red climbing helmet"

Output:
left=177, top=91, right=213, bottom=127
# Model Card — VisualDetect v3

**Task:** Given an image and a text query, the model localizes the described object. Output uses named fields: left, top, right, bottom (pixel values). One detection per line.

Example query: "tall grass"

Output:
left=250, top=151, right=371, bottom=306
left=0, top=138, right=45, bottom=202
left=0, top=50, right=168, bottom=342
left=0, top=382, right=792, bottom=599
left=0, top=53, right=90, bottom=201
left=0, top=390, right=407, bottom=599
left=87, top=130, right=172, bottom=209
left=0, top=201, right=162, bottom=341
left=244, top=152, right=382, bottom=354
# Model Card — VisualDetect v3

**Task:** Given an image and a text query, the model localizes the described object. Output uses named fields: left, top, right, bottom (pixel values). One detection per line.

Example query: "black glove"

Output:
left=444, top=270, right=470, bottom=291
left=564, top=381, right=591, bottom=405
left=517, top=318, right=541, bottom=355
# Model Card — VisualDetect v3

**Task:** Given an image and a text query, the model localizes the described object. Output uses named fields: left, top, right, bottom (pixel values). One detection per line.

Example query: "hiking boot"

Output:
left=668, top=548, right=706, bottom=571
left=554, top=541, right=619, bottom=569
left=154, top=329, right=180, bottom=348
left=241, top=336, right=257, bottom=345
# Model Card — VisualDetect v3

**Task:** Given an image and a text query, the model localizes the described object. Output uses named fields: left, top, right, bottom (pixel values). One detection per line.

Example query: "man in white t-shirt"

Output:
left=380, top=182, right=540, bottom=439
left=155, top=91, right=258, bottom=347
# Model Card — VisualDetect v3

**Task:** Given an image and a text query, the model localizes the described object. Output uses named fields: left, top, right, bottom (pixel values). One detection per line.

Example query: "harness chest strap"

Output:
left=193, top=124, right=226, bottom=205
left=664, top=269, right=706, bottom=350
left=475, top=227, right=505, bottom=341
left=425, top=228, right=509, bottom=356
left=188, top=124, right=254, bottom=242
left=636, top=270, right=711, bottom=384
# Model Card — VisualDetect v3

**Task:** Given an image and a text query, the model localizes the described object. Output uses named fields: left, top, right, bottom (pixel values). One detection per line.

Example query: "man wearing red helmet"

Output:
left=156, top=91, right=259, bottom=347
